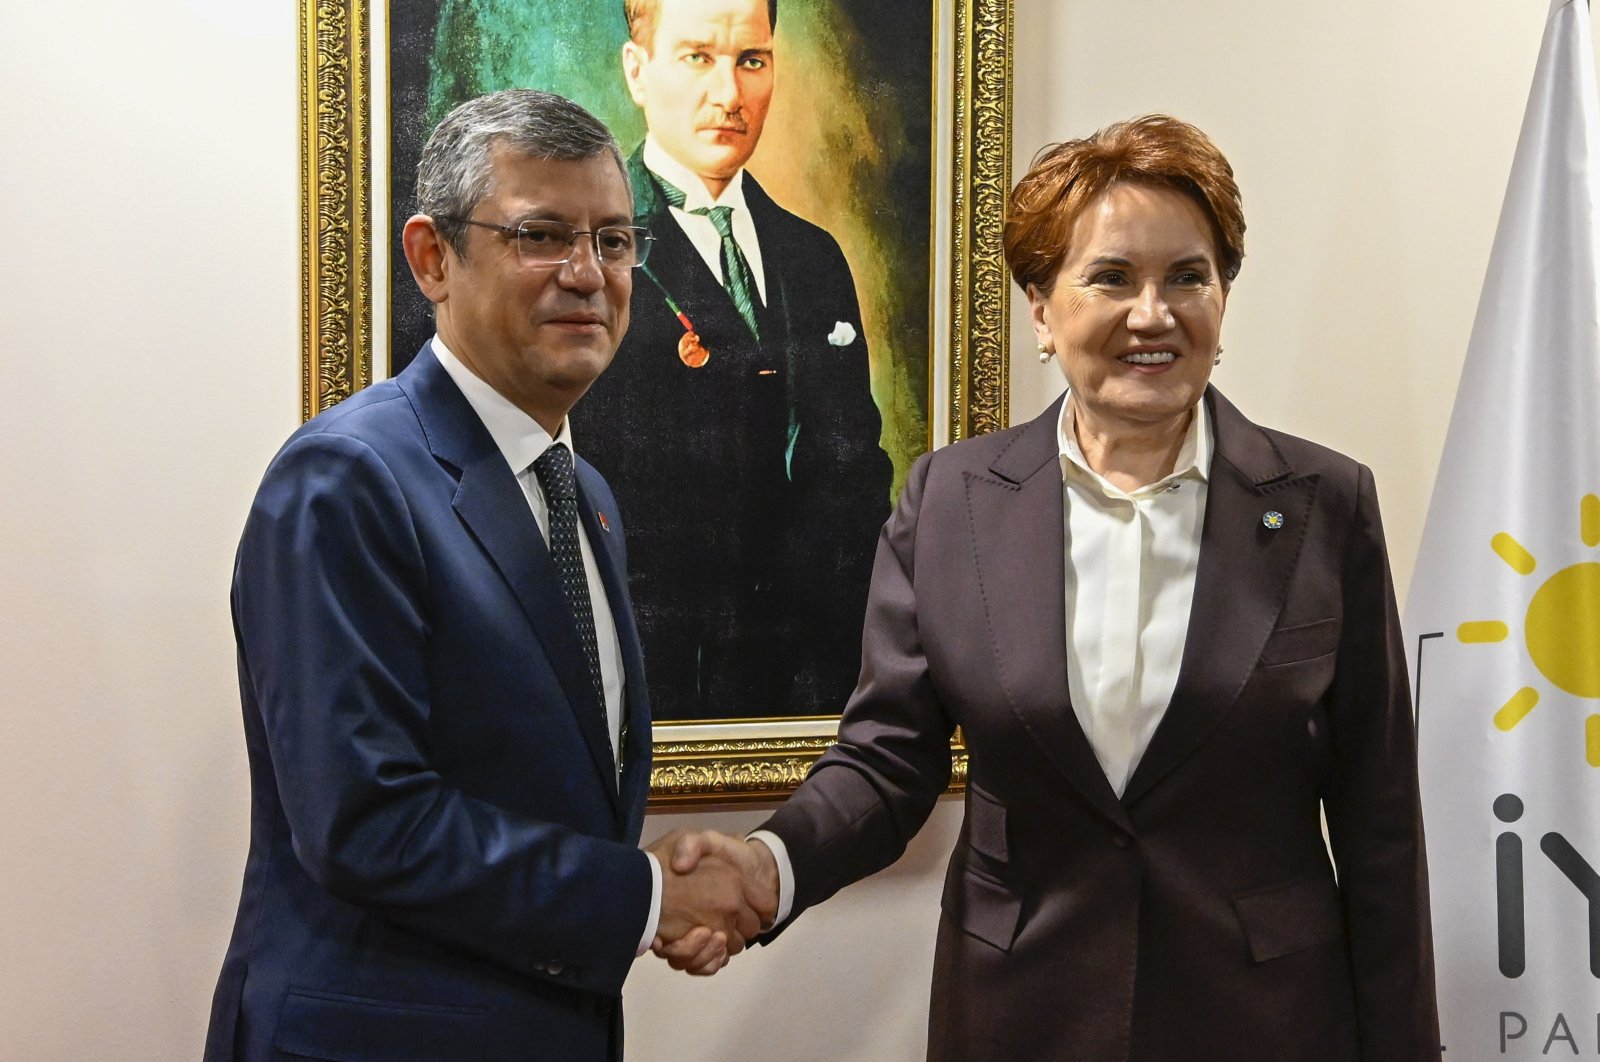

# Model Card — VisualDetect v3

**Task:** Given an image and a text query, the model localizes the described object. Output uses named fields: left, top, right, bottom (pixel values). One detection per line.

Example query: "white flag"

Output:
left=1408, top=0, right=1600, bottom=1056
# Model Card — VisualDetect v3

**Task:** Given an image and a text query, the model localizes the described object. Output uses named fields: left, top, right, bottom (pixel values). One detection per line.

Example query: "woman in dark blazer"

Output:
left=667, top=115, right=1441, bottom=1060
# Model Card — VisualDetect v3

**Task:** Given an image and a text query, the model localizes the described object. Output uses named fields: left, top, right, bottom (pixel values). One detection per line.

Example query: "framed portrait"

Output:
left=299, top=0, right=1013, bottom=804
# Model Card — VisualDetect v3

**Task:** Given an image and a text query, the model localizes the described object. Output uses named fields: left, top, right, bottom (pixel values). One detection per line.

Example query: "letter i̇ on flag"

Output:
left=1407, top=0, right=1600, bottom=1055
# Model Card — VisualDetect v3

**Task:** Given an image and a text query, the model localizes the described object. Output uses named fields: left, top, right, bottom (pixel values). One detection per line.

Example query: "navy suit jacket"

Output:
left=205, top=347, right=655, bottom=1062
left=574, top=149, right=892, bottom=719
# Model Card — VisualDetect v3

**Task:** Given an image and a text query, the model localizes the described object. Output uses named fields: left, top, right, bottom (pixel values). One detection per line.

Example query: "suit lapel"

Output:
left=630, top=152, right=744, bottom=334
left=969, top=397, right=1131, bottom=831
left=740, top=176, right=787, bottom=341
left=574, top=463, right=655, bottom=821
left=1122, top=388, right=1320, bottom=806
left=398, top=348, right=623, bottom=817
left=640, top=208, right=727, bottom=317
left=631, top=151, right=771, bottom=346
left=739, top=177, right=801, bottom=450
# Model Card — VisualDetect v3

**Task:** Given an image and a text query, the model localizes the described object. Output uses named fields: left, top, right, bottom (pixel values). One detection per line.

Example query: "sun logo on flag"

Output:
left=1456, top=494, right=1600, bottom=765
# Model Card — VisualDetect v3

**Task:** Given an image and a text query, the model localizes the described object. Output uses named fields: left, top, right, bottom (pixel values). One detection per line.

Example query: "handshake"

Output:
left=646, top=829, right=781, bottom=976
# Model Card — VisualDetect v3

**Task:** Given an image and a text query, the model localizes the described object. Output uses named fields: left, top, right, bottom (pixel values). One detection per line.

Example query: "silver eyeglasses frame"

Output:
left=437, top=216, right=655, bottom=268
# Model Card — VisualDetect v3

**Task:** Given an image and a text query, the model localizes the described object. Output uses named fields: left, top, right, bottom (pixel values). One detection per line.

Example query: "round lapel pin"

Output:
left=1262, top=511, right=1285, bottom=530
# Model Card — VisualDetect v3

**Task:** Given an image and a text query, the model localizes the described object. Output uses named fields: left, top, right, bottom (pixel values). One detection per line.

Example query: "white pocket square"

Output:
left=827, top=321, right=858, bottom=346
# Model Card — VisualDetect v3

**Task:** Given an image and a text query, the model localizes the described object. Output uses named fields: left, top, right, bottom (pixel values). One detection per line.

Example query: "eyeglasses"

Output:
left=439, top=217, right=654, bottom=268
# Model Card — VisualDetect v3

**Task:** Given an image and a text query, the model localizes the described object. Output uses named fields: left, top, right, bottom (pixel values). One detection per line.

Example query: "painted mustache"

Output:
left=698, top=109, right=748, bottom=134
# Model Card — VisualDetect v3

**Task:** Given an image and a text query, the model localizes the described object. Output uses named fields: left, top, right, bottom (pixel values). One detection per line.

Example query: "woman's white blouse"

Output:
left=1058, top=396, right=1213, bottom=796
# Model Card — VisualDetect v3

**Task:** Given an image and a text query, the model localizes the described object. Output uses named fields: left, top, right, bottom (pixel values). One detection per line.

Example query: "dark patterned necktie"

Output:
left=531, top=443, right=606, bottom=714
left=655, top=174, right=762, bottom=340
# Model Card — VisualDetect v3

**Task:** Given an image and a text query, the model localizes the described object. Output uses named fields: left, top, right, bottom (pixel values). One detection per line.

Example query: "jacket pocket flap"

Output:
left=1259, top=618, right=1340, bottom=666
left=1233, top=873, right=1344, bottom=963
left=943, top=867, right=1022, bottom=952
left=274, top=989, right=487, bottom=1061
left=966, top=783, right=1009, bottom=863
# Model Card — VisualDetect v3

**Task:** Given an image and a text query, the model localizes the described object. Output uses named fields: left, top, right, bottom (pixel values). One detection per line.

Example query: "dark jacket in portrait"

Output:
left=204, top=347, right=655, bottom=1062
left=574, top=148, right=893, bottom=719
left=760, top=388, right=1441, bottom=1061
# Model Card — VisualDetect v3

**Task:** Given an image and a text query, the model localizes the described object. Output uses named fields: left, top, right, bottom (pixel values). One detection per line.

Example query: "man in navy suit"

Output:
left=573, top=0, right=893, bottom=719
left=204, top=89, right=768, bottom=1062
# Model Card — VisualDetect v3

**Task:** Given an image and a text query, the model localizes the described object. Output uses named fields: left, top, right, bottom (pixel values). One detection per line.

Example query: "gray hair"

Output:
left=415, top=89, right=626, bottom=257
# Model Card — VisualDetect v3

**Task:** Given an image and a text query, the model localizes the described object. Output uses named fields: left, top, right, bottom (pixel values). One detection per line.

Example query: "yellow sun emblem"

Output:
left=1457, top=494, right=1600, bottom=764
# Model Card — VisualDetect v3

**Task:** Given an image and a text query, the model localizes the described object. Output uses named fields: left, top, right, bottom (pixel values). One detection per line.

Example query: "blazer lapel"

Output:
left=398, top=348, right=623, bottom=816
left=969, top=397, right=1131, bottom=831
left=1122, top=388, right=1320, bottom=806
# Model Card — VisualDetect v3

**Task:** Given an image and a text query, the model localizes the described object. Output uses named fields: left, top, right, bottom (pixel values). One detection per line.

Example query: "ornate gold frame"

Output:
left=299, top=0, right=1012, bottom=803
left=300, top=0, right=372, bottom=419
left=946, top=0, right=1013, bottom=444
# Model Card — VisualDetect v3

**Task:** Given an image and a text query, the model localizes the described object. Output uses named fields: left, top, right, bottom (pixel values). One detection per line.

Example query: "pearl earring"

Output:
left=1038, top=342, right=1053, bottom=364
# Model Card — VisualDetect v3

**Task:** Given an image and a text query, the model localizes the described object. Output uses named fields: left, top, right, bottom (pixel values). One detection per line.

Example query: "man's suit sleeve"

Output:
left=234, top=430, right=651, bottom=994
left=1320, top=464, right=1442, bottom=1060
left=760, top=450, right=953, bottom=920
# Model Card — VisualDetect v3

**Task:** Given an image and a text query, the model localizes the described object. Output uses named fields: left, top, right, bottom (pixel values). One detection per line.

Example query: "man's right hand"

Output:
left=647, top=830, right=770, bottom=976
left=648, top=830, right=780, bottom=975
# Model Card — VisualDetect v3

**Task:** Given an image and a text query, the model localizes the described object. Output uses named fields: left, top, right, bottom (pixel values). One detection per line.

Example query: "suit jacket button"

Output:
left=547, top=961, right=564, bottom=976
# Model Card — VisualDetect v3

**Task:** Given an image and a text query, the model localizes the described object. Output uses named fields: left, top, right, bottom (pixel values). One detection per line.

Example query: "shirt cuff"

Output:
left=746, top=829, right=795, bottom=927
left=636, top=851, right=663, bottom=957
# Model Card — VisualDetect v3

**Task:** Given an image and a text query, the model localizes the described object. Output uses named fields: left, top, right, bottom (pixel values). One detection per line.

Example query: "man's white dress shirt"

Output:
left=432, top=337, right=661, bottom=953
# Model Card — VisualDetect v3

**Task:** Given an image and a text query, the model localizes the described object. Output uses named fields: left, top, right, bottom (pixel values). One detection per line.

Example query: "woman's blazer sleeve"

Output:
left=760, top=450, right=957, bottom=918
left=1322, top=463, right=1441, bottom=1059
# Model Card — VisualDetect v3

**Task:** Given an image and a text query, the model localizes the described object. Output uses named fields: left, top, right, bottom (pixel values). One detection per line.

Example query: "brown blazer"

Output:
left=761, top=388, right=1440, bottom=1062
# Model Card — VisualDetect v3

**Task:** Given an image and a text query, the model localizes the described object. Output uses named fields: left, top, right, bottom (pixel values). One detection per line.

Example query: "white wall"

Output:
left=0, top=1, right=1583, bottom=1058
left=1008, top=0, right=1574, bottom=598
left=0, top=2, right=298, bottom=1058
